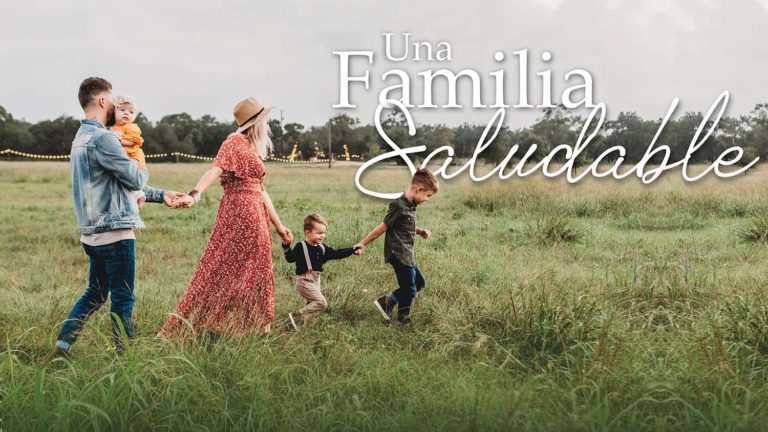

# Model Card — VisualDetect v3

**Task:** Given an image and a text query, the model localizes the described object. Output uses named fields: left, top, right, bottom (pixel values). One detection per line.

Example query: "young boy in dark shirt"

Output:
left=355, top=168, right=439, bottom=324
left=283, top=213, right=358, bottom=330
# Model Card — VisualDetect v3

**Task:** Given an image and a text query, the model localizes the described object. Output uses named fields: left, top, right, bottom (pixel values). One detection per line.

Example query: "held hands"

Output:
left=353, top=243, right=365, bottom=255
left=417, top=228, right=431, bottom=240
left=163, top=191, right=194, bottom=209
left=277, top=225, right=293, bottom=245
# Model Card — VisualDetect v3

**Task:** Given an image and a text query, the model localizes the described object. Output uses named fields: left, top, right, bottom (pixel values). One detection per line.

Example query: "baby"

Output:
left=111, top=95, right=146, bottom=207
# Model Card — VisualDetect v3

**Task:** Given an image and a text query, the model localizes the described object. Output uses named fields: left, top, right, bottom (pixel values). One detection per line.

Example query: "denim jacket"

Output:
left=71, top=119, right=165, bottom=234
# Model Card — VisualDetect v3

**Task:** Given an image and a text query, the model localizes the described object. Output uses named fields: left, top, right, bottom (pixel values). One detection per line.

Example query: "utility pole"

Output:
left=279, top=109, right=284, bottom=154
left=327, top=115, right=332, bottom=169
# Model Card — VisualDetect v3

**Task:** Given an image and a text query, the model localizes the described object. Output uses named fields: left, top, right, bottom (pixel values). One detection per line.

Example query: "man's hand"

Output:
left=163, top=191, right=190, bottom=209
left=417, top=228, right=431, bottom=240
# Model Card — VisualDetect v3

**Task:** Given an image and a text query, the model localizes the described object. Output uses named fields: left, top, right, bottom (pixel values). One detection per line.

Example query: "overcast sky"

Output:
left=1, top=0, right=766, bottom=129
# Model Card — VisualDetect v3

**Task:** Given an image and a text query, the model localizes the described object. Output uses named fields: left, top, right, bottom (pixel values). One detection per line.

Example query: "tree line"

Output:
left=1, top=103, right=767, bottom=164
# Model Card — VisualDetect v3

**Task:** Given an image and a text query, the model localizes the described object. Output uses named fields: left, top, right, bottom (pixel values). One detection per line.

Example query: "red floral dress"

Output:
left=162, top=133, right=274, bottom=337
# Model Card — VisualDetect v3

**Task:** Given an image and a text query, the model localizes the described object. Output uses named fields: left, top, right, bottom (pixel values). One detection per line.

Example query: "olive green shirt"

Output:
left=383, top=195, right=417, bottom=266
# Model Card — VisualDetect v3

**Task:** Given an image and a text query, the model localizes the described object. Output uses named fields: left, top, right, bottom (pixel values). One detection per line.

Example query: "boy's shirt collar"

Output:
left=399, top=194, right=417, bottom=210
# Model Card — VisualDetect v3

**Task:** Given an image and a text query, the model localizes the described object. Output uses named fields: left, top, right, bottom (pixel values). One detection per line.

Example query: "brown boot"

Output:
left=374, top=295, right=395, bottom=321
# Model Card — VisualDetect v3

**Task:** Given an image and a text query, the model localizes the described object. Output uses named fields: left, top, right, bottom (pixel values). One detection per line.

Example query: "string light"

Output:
left=1, top=148, right=361, bottom=164
left=0, top=149, right=70, bottom=159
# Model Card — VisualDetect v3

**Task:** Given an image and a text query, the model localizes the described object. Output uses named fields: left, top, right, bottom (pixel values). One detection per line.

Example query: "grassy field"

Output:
left=2, top=161, right=768, bottom=431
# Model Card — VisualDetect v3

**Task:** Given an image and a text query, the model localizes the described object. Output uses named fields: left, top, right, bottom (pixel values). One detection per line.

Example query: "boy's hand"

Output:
left=353, top=243, right=365, bottom=255
left=418, top=229, right=431, bottom=240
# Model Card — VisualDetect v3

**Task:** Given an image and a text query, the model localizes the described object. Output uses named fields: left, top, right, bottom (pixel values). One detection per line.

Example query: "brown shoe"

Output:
left=374, top=295, right=395, bottom=321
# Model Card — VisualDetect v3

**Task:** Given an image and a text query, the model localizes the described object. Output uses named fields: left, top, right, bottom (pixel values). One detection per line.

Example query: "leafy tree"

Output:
left=28, top=116, right=80, bottom=155
left=599, top=112, right=660, bottom=163
left=742, top=104, right=768, bottom=159
left=529, top=104, right=580, bottom=156
left=2, top=102, right=768, bottom=165
left=197, top=115, right=234, bottom=156
left=268, top=119, right=285, bottom=154
left=0, top=105, right=34, bottom=152
left=152, top=113, right=199, bottom=154
left=282, top=122, right=305, bottom=156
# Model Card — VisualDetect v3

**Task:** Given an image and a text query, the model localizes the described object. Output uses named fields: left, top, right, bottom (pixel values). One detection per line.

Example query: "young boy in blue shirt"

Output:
left=283, top=213, right=358, bottom=330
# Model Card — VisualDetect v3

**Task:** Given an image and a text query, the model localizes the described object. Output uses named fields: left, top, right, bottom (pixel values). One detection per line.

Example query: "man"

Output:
left=54, top=77, right=188, bottom=357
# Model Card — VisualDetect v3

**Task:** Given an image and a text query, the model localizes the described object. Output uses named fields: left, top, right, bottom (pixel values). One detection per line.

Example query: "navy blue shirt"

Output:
left=283, top=241, right=355, bottom=275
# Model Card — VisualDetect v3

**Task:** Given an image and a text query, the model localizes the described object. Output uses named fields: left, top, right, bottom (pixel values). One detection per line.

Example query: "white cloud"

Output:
left=536, top=0, right=568, bottom=11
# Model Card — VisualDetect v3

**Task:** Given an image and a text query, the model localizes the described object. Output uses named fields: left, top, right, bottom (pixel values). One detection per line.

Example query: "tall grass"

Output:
left=2, top=161, right=768, bottom=431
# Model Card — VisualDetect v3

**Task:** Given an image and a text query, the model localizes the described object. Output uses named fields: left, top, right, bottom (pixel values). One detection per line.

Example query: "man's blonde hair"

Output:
left=411, top=168, right=439, bottom=192
left=304, top=213, right=328, bottom=232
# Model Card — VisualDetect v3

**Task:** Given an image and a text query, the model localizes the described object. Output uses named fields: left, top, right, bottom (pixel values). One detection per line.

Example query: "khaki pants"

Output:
left=295, top=272, right=326, bottom=324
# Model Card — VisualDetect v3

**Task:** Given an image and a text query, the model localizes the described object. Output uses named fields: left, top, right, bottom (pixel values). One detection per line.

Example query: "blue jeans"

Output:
left=387, top=255, right=426, bottom=319
left=57, top=240, right=136, bottom=351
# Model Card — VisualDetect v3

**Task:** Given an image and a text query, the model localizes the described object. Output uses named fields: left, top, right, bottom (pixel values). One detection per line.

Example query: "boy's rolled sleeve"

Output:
left=93, top=133, right=147, bottom=191
left=382, top=202, right=401, bottom=227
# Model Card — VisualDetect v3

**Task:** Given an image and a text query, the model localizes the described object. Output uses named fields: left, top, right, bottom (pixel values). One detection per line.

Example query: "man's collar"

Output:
left=81, top=118, right=105, bottom=128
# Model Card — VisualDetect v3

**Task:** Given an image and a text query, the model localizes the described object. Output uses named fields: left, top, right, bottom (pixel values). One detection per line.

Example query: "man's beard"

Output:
left=106, top=109, right=116, bottom=127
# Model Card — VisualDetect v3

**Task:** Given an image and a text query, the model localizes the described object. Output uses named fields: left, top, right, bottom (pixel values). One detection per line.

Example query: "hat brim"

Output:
left=235, top=106, right=273, bottom=134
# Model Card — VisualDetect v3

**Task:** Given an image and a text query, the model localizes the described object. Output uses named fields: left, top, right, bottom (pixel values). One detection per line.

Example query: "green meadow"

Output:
left=2, top=161, right=768, bottom=431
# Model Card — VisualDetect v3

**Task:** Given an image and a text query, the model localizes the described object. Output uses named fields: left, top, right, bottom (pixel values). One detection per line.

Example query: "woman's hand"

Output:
left=163, top=191, right=190, bottom=208
left=175, top=194, right=196, bottom=209
left=277, top=225, right=293, bottom=244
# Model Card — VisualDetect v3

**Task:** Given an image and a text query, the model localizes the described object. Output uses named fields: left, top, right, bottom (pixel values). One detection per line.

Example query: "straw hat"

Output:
left=234, top=97, right=269, bottom=133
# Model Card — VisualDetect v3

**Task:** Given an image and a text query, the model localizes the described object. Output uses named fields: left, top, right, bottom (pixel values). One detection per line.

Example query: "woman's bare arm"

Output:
left=192, top=166, right=224, bottom=194
left=261, top=190, right=292, bottom=243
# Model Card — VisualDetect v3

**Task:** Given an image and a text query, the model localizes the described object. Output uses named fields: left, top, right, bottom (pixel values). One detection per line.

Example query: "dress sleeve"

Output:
left=214, top=134, right=247, bottom=176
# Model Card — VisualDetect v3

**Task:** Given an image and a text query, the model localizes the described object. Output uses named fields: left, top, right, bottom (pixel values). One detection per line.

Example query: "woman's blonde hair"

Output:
left=244, top=109, right=273, bottom=159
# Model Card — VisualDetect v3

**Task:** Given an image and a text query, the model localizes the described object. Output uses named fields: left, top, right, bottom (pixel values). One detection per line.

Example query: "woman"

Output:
left=161, top=97, right=292, bottom=336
